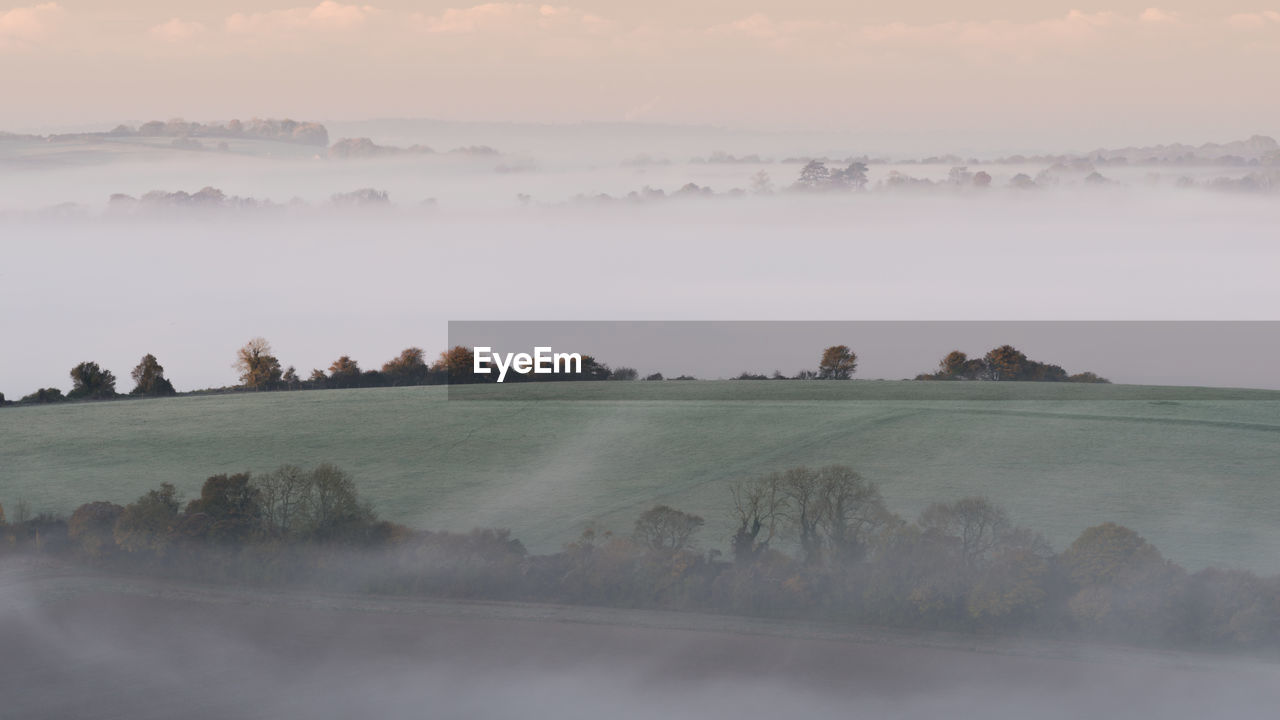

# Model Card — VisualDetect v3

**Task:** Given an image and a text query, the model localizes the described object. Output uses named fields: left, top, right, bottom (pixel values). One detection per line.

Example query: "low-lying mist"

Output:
left=3, top=558, right=1280, bottom=720
left=3, top=190, right=1279, bottom=394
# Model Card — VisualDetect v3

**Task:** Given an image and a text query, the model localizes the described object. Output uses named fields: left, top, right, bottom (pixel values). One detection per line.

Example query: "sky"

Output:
left=2, top=1, right=1279, bottom=151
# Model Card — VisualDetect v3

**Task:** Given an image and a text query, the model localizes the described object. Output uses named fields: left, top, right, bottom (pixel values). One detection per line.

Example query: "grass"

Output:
left=2, top=380, right=1278, bottom=572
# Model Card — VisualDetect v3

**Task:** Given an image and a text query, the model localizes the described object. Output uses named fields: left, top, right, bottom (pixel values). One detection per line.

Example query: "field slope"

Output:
left=2, top=381, right=1278, bottom=572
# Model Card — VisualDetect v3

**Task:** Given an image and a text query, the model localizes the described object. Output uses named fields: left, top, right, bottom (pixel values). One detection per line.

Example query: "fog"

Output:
left=3, top=186, right=1280, bottom=395
left=4, top=558, right=1280, bottom=720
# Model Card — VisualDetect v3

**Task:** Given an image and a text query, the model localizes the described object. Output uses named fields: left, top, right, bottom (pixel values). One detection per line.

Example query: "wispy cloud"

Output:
left=226, top=1, right=378, bottom=36
left=1225, top=10, right=1280, bottom=30
left=149, top=18, right=206, bottom=44
left=411, top=4, right=609, bottom=36
left=0, top=2, right=66, bottom=49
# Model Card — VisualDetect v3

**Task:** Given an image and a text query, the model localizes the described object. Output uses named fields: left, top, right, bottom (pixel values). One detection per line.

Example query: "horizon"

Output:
left=8, top=115, right=1280, bottom=159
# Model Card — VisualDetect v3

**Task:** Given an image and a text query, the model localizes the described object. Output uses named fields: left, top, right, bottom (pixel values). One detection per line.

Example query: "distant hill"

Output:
left=996, top=135, right=1280, bottom=167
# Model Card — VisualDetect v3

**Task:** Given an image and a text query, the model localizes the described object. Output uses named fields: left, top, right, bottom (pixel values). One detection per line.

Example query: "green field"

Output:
left=2, top=381, right=1278, bottom=572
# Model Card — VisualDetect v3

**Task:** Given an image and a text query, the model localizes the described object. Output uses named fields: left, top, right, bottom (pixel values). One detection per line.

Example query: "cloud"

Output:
left=1225, top=11, right=1280, bottom=30
left=149, top=18, right=206, bottom=43
left=1139, top=8, right=1179, bottom=24
left=226, top=1, right=377, bottom=36
left=412, top=3, right=609, bottom=36
left=0, top=2, right=66, bottom=48
left=704, top=9, right=1200, bottom=60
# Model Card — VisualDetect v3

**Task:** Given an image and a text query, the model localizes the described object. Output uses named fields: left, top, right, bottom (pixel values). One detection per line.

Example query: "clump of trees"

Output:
left=68, top=361, right=117, bottom=400
left=328, top=188, right=390, bottom=207
left=792, top=160, right=869, bottom=192
left=130, top=354, right=176, bottom=396
left=916, top=345, right=1110, bottom=383
left=22, top=464, right=393, bottom=568
left=6, top=462, right=1280, bottom=651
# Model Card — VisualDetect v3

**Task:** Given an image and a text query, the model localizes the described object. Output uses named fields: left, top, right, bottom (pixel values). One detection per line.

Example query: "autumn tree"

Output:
left=966, top=528, right=1052, bottom=625
left=1069, top=371, right=1110, bottom=384
left=68, top=361, right=118, bottom=400
left=983, top=345, right=1028, bottom=381
left=114, top=482, right=181, bottom=555
left=633, top=505, right=705, bottom=553
left=382, top=347, right=429, bottom=385
left=328, top=355, right=362, bottom=388
left=130, top=354, right=176, bottom=396
left=1060, top=522, right=1187, bottom=640
left=937, top=350, right=974, bottom=379
left=68, top=501, right=124, bottom=559
left=435, top=345, right=476, bottom=383
left=235, top=337, right=283, bottom=389
left=818, top=345, right=857, bottom=380
left=185, top=473, right=263, bottom=543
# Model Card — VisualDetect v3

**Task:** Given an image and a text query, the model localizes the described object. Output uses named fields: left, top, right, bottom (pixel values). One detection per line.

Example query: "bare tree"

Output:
left=633, top=505, right=705, bottom=553
left=730, top=473, right=787, bottom=563
left=254, top=464, right=313, bottom=537
left=919, top=497, right=1011, bottom=568
left=780, top=465, right=887, bottom=565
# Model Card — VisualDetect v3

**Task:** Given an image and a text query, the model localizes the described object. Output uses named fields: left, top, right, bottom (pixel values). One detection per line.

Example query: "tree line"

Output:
left=0, top=341, right=1106, bottom=407
left=2, top=463, right=1275, bottom=652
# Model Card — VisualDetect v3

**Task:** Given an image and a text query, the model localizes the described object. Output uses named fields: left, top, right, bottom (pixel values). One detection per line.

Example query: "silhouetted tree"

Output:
left=794, top=160, right=831, bottom=191
left=633, top=505, right=704, bottom=553
left=919, top=497, right=1010, bottom=568
left=114, top=482, right=181, bottom=555
left=130, top=354, right=176, bottom=396
left=327, top=355, right=361, bottom=388
left=254, top=464, right=312, bottom=537
left=235, top=337, right=283, bottom=389
left=435, top=346, right=477, bottom=384
left=983, top=345, right=1028, bottom=381
left=185, top=473, right=263, bottom=543
left=68, top=361, right=117, bottom=400
left=780, top=465, right=887, bottom=565
left=730, top=474, right=786, bottom=563
left=68, top=501, right=124, bottom=559
left=831, top=162, right=869, bottom=190
left=818, top=345, right=857, bottom=379
left=382, top=347, right=429, bottom=385
left=305, top=463, right=376, bottom=542
left=20, top=388, right=64, bottom=403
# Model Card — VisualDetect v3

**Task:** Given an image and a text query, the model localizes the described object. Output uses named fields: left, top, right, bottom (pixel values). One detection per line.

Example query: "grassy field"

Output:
left=2, top=381, right=1278, bottom=572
